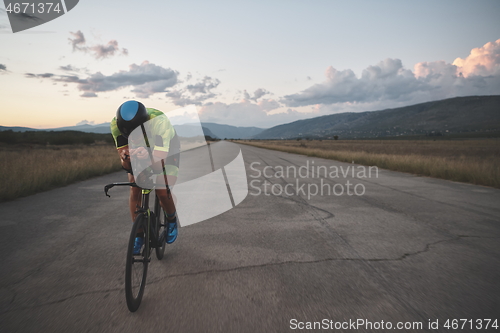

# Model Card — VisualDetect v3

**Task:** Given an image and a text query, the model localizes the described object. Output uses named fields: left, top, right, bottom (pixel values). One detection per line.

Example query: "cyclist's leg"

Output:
left=128, top=173, right=144, bottom=254
left=155, top=174, right=176, bottom=215
left=156, top=174, right=178, bottom=243
left=128, top=173, right=142, bottom=221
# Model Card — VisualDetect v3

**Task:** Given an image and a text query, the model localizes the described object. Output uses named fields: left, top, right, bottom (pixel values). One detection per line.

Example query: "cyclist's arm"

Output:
left=149, top=114, right=174, bottom=172
left=111, top=118, right=133, bottom=170
left=117, top=146, right=132, bottom=170
left=151, top=149, right=168, bottom=172
left=129, top=146, right=167, bottom=173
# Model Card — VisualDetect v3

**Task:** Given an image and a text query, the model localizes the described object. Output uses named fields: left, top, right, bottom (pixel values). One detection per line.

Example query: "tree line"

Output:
left=0, top=130, right=115, bottom=145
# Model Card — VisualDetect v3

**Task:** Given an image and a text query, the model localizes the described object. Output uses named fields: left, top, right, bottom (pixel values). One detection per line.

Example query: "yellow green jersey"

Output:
left=110, top=108, right=175, bottom=151
left=110, top=108, right=179, bottom=177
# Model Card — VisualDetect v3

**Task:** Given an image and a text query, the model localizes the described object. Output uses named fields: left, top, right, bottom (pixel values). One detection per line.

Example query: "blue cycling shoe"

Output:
left=166, top=220, right=178, bottom=244
left=133, top=237, right=144, bottom=255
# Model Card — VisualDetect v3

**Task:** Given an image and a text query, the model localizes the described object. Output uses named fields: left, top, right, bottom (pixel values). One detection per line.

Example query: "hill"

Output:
left=0, top=126, right=42, bottom=132
left=52, top=123, right=111, bottom=134
left=0, top=130, right=114, bottom=145
left=1, top=122, right=265, bottom=139
left=0, top=123, right=111, bottom=133
left=254, top=95, right=500, bottom=139
left=200, top=123, right=264, bottom=139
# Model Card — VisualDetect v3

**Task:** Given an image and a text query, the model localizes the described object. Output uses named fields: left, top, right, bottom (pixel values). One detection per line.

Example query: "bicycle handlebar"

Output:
left=104, top=182, right=139, bottom=197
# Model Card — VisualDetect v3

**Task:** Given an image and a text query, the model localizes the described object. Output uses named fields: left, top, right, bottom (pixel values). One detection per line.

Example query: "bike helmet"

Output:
left=116, top=100, right=149, bottom=138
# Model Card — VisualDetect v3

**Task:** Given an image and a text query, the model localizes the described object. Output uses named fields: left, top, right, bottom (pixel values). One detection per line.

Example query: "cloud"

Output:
left=25, top=72, right=55, bottom=78
left=283, top=39, right=500, bottom=108
left=29, top=61, right=178, bottom=98
left=166, top=92, right=217, bottom=106
left=165, top=76, right=220, bottom=106
left=69, top=30, right=86, bottom=51
left=0, top=64, right=6, bottom=71
left=90, top=40, right=128, bottom=59
left=452, top=39, right=500, bottom=77
left=242, top=88, right=271, bottom=102
left=242, top=90, right=250, bottom=100
left=68, top=30, right=128, bottom=59
left=258, top=99, right=280, bottom=112
left=54, top=74, right=80, bottom=83
left=75, top=61, right=177, bottom=97
left=58, top=64, right=85, bottom=72
left=76, top=120, right=96, bottom=125
left=198, top=100, right=300, bottom=127
left=186, top=76, right=220, bottom=94
left=59, top=65, right=74, bottom=71
left=283, top=59, right=429, bottom=106
left=252, top=88, right=269, bottom=101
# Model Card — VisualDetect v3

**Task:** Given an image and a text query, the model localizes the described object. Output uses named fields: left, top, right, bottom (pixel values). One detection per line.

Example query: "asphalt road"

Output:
left=1, top=142, right=499, bottom=332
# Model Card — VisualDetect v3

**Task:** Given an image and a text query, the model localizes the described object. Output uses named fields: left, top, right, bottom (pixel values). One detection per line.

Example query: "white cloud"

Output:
left=80, top=92, right=97, bottom=98
left=186, top=76, right=220, bottom=94
left=453, top=39, right=500, bottom=77
left=257, top=98, right=280, bottom=112
left=283, top=58, right=430, bottom=106
left=76, top=120, right=96, bottom=125
left=90, top=40, right=128, bottom=59
left=59, top=64, right=78, bottom=72
left=283, top=39, right=500, bottom=108
left=198, top=101, right=309, bottom=127
left=53, top=61, right=178, bottom=98
left=68, top=30, right=128, bottom=59
left=69, top=30, right=85, bottom=51
left=242, top=88, right=271, bottom=102
left=165, top=76, right=220, bottom=106
left=252, top=88, right=269, bottom=101
left=25, top=72, right=55, bottom=78
left=242, top=90, right=251, bottom=100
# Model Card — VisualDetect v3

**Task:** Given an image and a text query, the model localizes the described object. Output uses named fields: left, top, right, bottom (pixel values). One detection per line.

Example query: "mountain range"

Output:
left=0, top=122, right=265, bottom=139
left=254, top=95, right=500, bottom=139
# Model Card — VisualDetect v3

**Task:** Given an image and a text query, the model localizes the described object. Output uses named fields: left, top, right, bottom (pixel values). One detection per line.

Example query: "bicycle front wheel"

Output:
left=125, top=213, right=149, bottom=312
left=155, top=206, right=167, bottom=260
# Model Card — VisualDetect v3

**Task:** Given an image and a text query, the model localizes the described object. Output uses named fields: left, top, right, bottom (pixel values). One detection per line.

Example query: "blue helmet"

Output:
left=116, top=100, right=149, bottom=138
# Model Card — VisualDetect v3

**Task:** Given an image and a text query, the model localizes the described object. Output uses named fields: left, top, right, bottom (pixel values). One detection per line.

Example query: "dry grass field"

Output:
left=0, top=144, right=122, bottom=201
left=239, top=139, right=500, bottom=188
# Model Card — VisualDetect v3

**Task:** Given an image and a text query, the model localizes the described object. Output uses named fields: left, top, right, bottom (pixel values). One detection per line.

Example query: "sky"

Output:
left=0, top=0, right=499, bottom=129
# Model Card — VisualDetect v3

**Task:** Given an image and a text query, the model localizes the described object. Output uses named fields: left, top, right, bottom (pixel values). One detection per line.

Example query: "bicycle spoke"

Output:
left=125, top=215, right=149, bottom=312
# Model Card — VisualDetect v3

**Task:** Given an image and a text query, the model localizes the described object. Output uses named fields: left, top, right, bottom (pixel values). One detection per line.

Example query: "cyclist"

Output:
left=110, top=100, right=180, bottom=254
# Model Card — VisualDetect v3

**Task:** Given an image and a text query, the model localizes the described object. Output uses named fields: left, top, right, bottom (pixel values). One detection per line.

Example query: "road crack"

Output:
left=3, top=234, right=494, bottom=315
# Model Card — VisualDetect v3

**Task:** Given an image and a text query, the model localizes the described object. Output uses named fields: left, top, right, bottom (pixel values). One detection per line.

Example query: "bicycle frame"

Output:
left=104, top=182, right=166, bottom=247
left=139, top=187, right=165, bottom=248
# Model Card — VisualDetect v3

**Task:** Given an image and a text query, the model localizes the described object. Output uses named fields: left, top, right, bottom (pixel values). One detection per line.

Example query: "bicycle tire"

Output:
left=155, top=206, right=167, bottom=260
left=125, top=213, right=149, bottom=312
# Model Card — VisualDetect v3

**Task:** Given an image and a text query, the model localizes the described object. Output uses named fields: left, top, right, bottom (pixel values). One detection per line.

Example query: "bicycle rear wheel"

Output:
left=155, top=206, right=167, bottom=260
left=125, top=213, right=149, bottom=312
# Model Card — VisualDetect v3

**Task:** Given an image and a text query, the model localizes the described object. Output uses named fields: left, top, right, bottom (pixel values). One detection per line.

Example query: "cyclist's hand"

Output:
left=119, top=147, right=130, bottom=161
left=136, top=167, right=154, bottom=188
left=130, top=147, right=149, bottom=160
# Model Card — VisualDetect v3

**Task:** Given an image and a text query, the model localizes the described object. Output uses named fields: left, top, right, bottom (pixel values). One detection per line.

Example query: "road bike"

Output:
left=104, top=181, right=167, bottom=312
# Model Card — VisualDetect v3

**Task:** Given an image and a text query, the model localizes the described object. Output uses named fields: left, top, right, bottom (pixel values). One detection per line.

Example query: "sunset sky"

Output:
left=1, top=0, right=499, bottom=129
